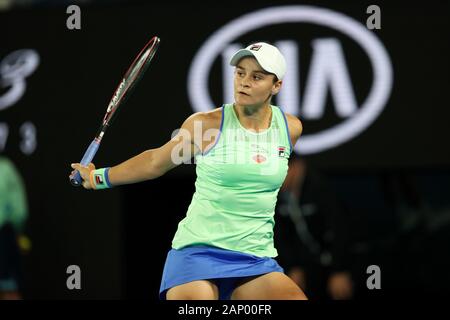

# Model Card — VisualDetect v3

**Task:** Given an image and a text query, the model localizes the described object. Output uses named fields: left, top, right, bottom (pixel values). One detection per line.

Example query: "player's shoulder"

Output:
left=183, top=106, right=223, bottom=131
left=202, top=106, right=223, bottom=124
left=283, top=113, right=303, bottom=143
left=284, top=113, right=303, bottom=134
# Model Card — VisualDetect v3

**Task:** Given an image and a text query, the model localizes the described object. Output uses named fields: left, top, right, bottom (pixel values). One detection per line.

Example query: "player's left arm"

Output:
left=285, top=113, right=303, bottom=147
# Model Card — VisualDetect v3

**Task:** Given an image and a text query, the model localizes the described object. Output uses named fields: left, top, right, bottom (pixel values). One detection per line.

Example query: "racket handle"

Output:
left=69, top=139, right=100, bottom=187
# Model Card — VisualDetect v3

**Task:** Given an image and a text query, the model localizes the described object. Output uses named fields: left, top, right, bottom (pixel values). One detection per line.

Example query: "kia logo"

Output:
left=187, top=6, right=393, bottom=155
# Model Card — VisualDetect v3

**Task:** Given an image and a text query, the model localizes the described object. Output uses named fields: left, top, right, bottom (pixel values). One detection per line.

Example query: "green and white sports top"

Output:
left=171, top=103, right=292, bottom=257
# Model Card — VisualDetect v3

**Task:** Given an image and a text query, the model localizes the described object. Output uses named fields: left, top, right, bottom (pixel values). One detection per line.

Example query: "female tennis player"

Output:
left=71, top=42, right=306, bottom=300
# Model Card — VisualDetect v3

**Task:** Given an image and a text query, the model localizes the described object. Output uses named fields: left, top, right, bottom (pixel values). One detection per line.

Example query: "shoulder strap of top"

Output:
left=275, top=105, right=293, bottom=154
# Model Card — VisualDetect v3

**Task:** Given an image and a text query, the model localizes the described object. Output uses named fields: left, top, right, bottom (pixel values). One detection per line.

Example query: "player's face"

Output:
left=234, top=57, right=282, bottom=107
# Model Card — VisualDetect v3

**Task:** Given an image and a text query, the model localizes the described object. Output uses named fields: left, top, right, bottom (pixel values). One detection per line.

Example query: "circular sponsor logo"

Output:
left=187, top=5, right=393, bottom=154
left=253, top=154, right=267, bottom=163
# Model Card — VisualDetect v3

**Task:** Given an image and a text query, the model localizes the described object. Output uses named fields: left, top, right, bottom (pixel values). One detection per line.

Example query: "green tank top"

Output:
left=171, top=103, right=292, bottom=257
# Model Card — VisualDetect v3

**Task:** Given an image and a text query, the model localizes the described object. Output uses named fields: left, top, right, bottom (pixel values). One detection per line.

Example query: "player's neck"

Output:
left=233, top=103, right=272, bottom=132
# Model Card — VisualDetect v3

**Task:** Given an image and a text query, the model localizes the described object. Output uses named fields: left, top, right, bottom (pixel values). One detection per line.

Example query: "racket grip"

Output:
left=70, top=139, right=100, bottom=187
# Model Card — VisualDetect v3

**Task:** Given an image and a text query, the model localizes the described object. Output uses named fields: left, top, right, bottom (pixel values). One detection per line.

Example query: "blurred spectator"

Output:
left=274, top=154, right=353, bottom=300
left=0, top=156, right=30, bottom=300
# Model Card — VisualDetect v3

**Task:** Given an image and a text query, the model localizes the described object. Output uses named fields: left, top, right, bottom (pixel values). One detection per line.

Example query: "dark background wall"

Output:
left=1, top=0, right=449, bottom=299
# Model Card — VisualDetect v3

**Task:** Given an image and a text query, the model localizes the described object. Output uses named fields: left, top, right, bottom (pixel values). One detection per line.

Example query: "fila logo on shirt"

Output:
left=187, top=5, right=393, bottom=155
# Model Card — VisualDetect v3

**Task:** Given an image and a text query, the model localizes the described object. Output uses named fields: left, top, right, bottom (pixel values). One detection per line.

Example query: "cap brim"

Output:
left=229, top=49, right=256, bottom=66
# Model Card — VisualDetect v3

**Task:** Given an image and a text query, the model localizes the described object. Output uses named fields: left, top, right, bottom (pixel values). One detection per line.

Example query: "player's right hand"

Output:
left=70, top=163, right=96, bottom=189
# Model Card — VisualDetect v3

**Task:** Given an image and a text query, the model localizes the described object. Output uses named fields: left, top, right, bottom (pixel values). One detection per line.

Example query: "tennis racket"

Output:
left=69, top=35, right=160, bottom=186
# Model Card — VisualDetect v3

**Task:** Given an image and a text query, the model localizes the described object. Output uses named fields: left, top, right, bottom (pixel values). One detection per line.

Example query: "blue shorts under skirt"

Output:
left=159, top=245, right=284, bottom=300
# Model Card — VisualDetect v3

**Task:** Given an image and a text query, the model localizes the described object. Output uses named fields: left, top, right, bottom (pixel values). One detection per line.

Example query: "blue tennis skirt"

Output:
left=159, top=245, right=284, bottom=300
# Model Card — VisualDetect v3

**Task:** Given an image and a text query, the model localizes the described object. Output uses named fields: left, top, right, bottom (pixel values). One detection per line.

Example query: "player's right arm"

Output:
left=71, top=112, right=214, bottom=189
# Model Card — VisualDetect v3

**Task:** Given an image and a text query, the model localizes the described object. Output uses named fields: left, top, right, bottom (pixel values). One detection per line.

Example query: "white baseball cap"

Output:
left=229, top=42, right=287, bottom=80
